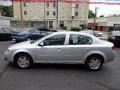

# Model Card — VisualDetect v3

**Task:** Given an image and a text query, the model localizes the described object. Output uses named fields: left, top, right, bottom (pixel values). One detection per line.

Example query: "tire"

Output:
left=14, top=53, right=33, bottom=69
left=85, top=55, right=103, bottom=71
left=26, top=37, right=31, bottom=41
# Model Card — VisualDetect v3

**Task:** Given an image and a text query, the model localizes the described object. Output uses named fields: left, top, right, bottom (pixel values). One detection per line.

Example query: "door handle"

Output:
left=58, top=48, right=63, bottom=51
left=84, top=48, right=89, bottom=51
left=85, top=48, right=89, bottom=50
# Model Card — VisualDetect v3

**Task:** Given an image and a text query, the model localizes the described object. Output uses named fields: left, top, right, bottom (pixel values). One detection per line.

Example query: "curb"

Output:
left=0, top=60, right=8, bottom=76
left=0, top=41, right=13, bottom=44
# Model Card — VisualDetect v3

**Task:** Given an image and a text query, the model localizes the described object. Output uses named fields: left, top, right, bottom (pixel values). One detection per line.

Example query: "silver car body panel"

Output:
left=4, top=31, right=115, bottom=64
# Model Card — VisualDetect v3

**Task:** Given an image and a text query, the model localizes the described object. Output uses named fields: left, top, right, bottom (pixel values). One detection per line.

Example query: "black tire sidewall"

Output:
left=14, top=54, right=33, bottom=69
left=85, top=56, right=103, bottom=71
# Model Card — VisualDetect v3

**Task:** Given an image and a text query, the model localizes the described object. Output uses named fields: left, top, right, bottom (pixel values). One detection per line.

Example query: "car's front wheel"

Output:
left=85, top=55, right=103, bottom=71
left=14, top=53, right=33, bottom=69
left=26, top=37, right=31, bottom=41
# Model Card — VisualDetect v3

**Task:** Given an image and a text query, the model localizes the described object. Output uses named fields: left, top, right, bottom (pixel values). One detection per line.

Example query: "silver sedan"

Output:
left=4, top=31, right=115, bottom=71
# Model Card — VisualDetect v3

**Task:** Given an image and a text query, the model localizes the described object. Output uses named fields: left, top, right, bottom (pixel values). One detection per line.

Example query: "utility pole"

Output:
left=93, top=7, right=97, bottom=31
left=20, top=1, right=24, bottom=28
left=93, top=7, right=98, bottom=35
left=56, top=0, right=58, bottom=29
left=11, top=0, right=14, bottom=17
left=84, top=3, right=88, bottom=30
left=44, top=0, right=46, bottom=28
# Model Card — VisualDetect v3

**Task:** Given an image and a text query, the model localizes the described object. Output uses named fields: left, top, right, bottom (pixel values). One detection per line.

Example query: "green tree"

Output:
left=88, top=10, right=96, bottom=18
left=0, top=5, right=13, bottom=17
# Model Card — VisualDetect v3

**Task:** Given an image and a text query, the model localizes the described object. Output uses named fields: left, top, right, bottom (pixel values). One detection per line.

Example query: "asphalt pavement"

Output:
left=0, top=41, right=120, bottom=90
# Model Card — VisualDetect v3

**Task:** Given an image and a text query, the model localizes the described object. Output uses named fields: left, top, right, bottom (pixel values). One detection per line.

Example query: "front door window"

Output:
left=43, top=34, right=66, bottom=46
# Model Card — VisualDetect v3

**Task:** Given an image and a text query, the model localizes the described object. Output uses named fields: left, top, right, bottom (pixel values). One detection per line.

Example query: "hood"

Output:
left=9, top=41, right=34, bottom=49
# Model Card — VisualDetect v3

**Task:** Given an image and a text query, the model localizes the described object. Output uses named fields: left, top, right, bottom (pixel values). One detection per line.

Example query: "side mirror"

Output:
left=38, top=42, right=44, bottom=46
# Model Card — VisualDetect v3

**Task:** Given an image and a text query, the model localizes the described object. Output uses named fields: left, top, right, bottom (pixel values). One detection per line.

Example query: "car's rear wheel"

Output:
left=14, top=53, right=33, bottom=69
left=85, top=55, right=103, bottom=71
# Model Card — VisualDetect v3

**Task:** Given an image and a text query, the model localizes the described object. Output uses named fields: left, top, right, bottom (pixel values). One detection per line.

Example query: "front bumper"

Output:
left=4, top=51, right=14, bottom=62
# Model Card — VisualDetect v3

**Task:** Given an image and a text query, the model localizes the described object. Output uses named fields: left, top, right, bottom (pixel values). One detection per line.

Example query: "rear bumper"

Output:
left=105, top=50, right=116, bottom=63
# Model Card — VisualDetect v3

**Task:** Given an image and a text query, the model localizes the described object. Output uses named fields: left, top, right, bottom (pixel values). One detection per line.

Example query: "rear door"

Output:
left=64, top=34, right=93, bottom=62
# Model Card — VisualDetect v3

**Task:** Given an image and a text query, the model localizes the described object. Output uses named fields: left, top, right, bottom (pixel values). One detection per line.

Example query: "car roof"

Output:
left=53, top=31, right=94, bottom=36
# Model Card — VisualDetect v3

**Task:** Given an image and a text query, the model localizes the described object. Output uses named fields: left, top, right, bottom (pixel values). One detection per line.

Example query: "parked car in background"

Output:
left=108, top=31, right=120, bottom=46
left=80, top=30, right=103, bottom=39
left=38, top=27, right=57, bottom=32
left=38, top=27, right=57, bottom=35
left=0, top=28, right=14, bottom=41
left=12, top=28, right=45, bottom=42
left=4, top=31, right=115, bottom=71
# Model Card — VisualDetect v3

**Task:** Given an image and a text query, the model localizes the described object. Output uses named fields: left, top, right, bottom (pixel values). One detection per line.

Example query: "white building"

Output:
left=0, top=16, right=10, bottom=27
left=88, top=16, right=120, bottom=31
left=13, top=1, right=89, bottom=30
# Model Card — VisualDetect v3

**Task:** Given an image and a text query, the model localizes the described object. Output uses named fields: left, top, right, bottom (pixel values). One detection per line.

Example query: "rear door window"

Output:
left=69, top=34, right=92, bottom=45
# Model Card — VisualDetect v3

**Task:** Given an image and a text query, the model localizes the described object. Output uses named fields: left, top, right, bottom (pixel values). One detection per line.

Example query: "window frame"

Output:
left=75, top=4, right=79, bottom=8
left=46, top=11, right=49, bottom=16
left=24, top=11, right=27, bottom=15
left=53, top=2, right=56, bottom=8
left=23, top=2, right=26, bottom=7
left=75, top=12, right=78, bottom=16
left=53, top=11, right=56, bottom=16
left=40, top=34, right=66, bottom=46
left=46, top=2, right=49, bottom=7
left=68, top=34, right=93, bottom=45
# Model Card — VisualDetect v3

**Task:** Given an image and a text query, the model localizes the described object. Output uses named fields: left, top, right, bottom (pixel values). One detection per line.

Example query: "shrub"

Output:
left=71, top=27, right=81, bottom=31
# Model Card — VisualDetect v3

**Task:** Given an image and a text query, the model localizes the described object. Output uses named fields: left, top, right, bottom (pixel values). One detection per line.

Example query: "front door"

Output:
left=34, top=34, right=66, bottom=62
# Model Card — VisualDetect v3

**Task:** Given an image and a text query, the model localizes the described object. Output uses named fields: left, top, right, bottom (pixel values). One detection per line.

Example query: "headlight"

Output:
left=5, top=48, right=13, bottom=53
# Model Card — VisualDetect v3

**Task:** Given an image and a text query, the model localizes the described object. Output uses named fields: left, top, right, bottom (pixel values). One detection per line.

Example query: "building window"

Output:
left=49, top=21, right=53, bottom=28
left=24, top=11, right=27, bottom=15
left=46, top=11, right=49, bottom=16
left=46, top=3, right=49, bottom=7
left=76, top=4, right=79, bottom=8
left=53, top=2, right=56, bottom=8
left=53, top=11, right=56, bottom=16
left=59, top=21, right=64, bottom=28
left=75, top=12, right=78, bottom=16
left=23, top=2, right=26, bottom=7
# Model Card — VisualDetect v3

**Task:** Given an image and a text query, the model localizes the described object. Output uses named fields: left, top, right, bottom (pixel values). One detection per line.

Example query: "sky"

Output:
left=0, top=0, right=120, bottom=17
left=89, top=0, right=120, bottom=17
